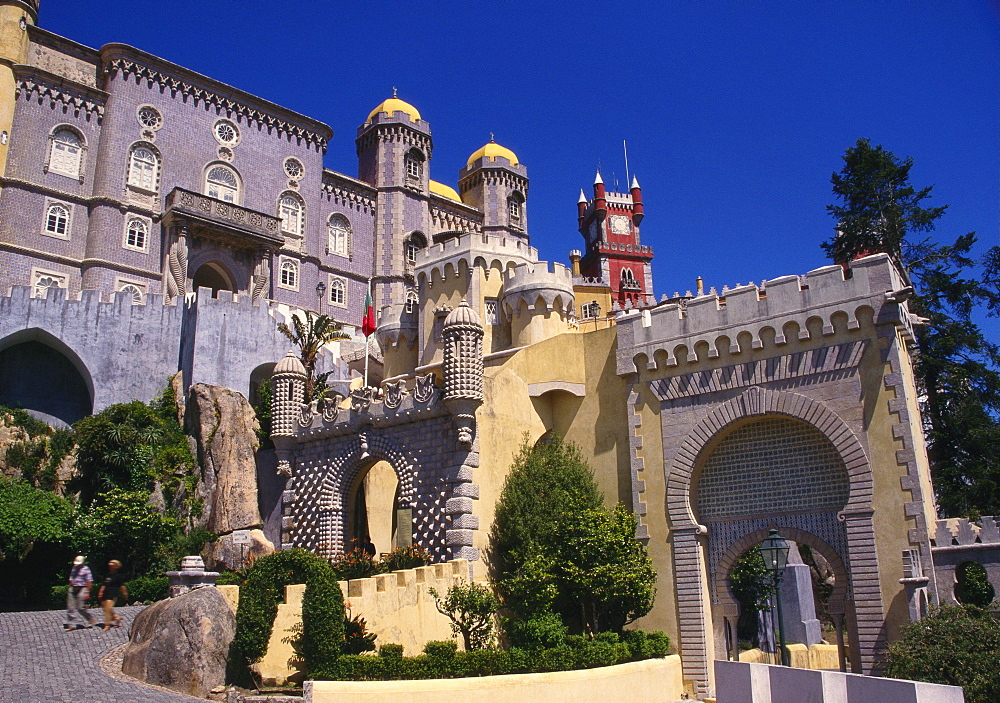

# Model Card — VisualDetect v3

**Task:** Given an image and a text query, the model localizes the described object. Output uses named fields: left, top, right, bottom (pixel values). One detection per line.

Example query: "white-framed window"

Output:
left=115, top=279, right=147, bottom=305
left=405, top=149, right=424, bottom=181
left=405, top=232, right=425, bottom=265
left=47, top=127, right=84, bottom=179
left=620, top=267, right=639, bottom=290
left=284, top=157, right=304, bottom=180
left=580, top=301, right=601, bottom=320
left=327, top=214, right=351, bottom=256
left=127, top=144, right=159, bottom=192
left=484, top=298, right=499, bottom=325
left=205, top=164, right=240, bottom=203
left=31, top=268, right=67, bottom=298
left=123, top=217, right=149, bottom=251
left=405, top=290, right=418, bottom=314
left=43, top=202, right=70, bottom=238
left=279, top=192, right=304, bottom=237
left=214, top=119, right=240, bottom=146
left=329, top=276, right=346, bottom=307
left=278, top=258, right=298, bottom=290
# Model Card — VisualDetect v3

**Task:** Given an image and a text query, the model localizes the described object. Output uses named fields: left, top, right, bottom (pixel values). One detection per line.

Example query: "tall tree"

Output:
left=277, top=310, right=349, bottom=399
left=824, top=138, right=1000, bottom=516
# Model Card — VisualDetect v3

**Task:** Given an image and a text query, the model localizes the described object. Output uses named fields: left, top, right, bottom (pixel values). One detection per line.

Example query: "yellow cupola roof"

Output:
left=429, top=180, right=462, bottom=202
left=365, top=92, right=421, bottom=125
left=467, top=137, right=519, bottom=167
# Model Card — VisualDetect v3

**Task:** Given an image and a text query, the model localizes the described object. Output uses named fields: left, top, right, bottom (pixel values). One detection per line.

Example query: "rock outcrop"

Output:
left=122, top=586, right=235, bottom=698
left=185, top=383, right=274, bottom=569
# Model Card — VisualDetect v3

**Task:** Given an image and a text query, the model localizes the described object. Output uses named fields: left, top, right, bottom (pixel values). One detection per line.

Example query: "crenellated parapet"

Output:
left=375, top=303, right=418, bottom=350
left=500, top=259, right=575, bottom=318
left=414, top=231, right=538, bottom=288
left=616, top=254, right=917, bottom=375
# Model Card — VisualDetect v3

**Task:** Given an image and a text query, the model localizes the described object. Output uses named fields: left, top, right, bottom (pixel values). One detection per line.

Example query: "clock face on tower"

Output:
left=609, top=214, right=631, bottom=235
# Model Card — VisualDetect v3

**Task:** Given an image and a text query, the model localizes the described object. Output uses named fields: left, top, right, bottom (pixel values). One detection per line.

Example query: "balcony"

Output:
left=162, top=187, right=285, bottom=250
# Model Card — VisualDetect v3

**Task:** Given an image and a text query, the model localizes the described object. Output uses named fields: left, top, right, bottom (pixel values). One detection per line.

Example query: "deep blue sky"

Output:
left=39, top=1, right=999, bottom=309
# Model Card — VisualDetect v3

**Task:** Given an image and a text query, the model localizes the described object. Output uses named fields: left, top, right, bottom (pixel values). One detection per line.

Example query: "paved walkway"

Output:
left=0, top=606, right=199, bottom=702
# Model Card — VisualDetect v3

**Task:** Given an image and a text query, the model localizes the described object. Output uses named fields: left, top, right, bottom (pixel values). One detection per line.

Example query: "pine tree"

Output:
left=824, top=138, right=1000, bottom=516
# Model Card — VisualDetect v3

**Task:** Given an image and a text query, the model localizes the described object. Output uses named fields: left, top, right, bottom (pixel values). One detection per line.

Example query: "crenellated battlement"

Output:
left=500, top=259, right=575, bottom=317
left=375, top=302, right=418, bottom=350
left=415, top=232, right=539, bottom=287
left=616, top=254, right=915, bottom=375
left=932, top=517, right=1000, bottom=548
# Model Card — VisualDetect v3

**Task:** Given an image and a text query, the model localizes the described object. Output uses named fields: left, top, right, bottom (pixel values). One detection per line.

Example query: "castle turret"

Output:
left=0, top=0, right=38, bottom=179
left=442, top=299, right=483, bottom=446
left=501, top=261, right=575, bottom=347
left=270, top=350, right=306, bottom=476
left=630, top=175, right=644, bottom=225
left=458, top=138, right=528, bottom=242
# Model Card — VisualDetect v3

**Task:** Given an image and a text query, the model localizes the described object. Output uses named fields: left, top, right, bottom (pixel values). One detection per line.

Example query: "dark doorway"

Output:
left=192, top=262, right=235, bottom=298
left=0, top=338, right=92, bottom=425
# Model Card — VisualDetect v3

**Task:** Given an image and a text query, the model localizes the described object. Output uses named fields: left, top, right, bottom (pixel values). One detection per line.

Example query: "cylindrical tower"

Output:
left=270, top=351, right=306, bottom=477
left=442, top=299, right=483, bottom=445
left=0, top=1, right=38, bottom=178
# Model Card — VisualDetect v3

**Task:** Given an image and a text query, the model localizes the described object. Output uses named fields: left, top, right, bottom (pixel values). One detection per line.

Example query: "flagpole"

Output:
left=364, top=278, right=371, bottom=388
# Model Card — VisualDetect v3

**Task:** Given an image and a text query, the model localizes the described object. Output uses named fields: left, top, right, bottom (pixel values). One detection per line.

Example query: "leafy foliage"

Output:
left=343, top=613, right=378, bottom=655
left=126, top=575, right=170, bottom=604
left=823, top=138, right=1000, bottom=517
left=0, top=407, right=75, bottom=491
left=728, top=549, right=777, bottom=644
left=884, top=604, right=1000, bottom=703
left=277, top=311, right=349, bottom=399
left=954, top=561, right=995, bottom=608
left=228, top=548, right=345, bottom=685
left=429, top=580, right=499, bottom=651
left=251, top=379, right=273, bottom=450
left=379, top=545, right=432, bottom=573
left=0, top=477, right=73, bottom=562
left=317, top=629, right=669, bottom=681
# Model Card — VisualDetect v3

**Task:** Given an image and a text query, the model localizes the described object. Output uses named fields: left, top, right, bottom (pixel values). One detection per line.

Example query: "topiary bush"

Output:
left=126, top=575, right=170, bottom=604
left=227, top=548, right=345, bottom=685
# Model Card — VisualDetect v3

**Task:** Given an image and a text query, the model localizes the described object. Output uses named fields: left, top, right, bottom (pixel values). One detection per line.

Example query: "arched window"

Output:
left=620, top=267, right=639, bottom=290
left=327, top=214, right=351, bottom=256
left=405, top=232, right=426, bottom=265
left=127, top=145, right=159, bottom=191
left=279, top=193, right=304, bottom=236
left=329, top=277, right=346, bottom=306
left=405, top=290, right=418, bottom=313
left=118, top=283, right=144, bottom=305
left=44, top=203, right=69, bottom=237
left=48, top=128, right=83, bottom=178
left=508, top=191, right=524, bottom=227
left=205, top=164, right=240, bottom=203
left=279, top=259, right=298, bottom=290
left=124, top=218, right=148, bottom=250
left=405, top=149, right=424, bottom=181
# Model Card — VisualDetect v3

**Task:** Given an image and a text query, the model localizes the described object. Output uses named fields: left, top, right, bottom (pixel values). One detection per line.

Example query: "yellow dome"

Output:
left=429, top=180, right=462, bottom=202
left=366, top=97, right=421, bottom=125
left=467, top=140, right=519, bottom=167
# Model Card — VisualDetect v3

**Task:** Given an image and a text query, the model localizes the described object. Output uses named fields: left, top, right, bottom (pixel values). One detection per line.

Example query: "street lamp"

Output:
left=758, top=528, right=791, bottom=666
left=316, top=281, right=327, bottom=313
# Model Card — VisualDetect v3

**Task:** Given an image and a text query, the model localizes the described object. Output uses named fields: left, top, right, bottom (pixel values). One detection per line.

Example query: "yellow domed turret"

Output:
left=429, top=180, right=462, bottom=202
left=365, top=90, right=421, bottom=125
left=467, top=137, right=519, bottom=167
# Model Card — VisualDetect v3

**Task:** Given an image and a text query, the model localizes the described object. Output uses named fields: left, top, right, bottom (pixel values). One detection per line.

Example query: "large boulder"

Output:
left=186, top=383, right=273, bottom=569
left=122, top=586, right=235, bottom=698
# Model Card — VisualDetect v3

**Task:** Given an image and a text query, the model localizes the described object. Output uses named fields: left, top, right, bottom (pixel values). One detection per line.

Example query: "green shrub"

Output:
left=228, top=548, right=345, bottom=685
left=884, top=604, right=1000, bottom=703
left=503, top=611, right=568, bottom=649
left=127, top=575, right=170, bottom=604
left=344, top=614, right=377, bottom=655
left=314, top=628, right=668, bottom=681
left=621, top=629, right=670, bottom=660
left=332, top=548, right=381, bottom=580
left=428, top=581, right=498, bottom=650
left=380, top=545, right=431, bottom=572
left=215, top=571, right=244, bottom=587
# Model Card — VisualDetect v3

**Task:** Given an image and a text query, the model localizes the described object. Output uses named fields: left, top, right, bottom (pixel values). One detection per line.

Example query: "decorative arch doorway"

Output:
left=0, top=330, right=93, bottom=426
left=347, top=459, right=403, bottom=556
left=192, top=261, right=236, bottom=298
left=665, top=387, right=883, bottom=693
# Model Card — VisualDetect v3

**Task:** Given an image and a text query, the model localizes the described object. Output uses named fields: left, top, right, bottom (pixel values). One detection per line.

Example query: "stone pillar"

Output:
left=166, top=556, right=219, bottom=597
left=165, top=226, right=189, bottom=303
left=779, top=543, right=822, bottom=646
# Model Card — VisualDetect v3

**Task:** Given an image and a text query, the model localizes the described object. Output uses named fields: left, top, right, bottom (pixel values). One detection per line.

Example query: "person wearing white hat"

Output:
left=64, top=555, right=95, bottom=631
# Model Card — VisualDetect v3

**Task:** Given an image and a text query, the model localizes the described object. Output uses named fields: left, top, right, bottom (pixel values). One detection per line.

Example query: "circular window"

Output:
left=284, top=157, right=304, bottom=179
left=136, top=105, right=163, bottom=130
left=214, top=119, right=240, bottom=145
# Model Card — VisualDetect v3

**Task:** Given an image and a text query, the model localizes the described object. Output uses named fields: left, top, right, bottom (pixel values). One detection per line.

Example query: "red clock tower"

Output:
left=576, top=172, right=654, bottom=307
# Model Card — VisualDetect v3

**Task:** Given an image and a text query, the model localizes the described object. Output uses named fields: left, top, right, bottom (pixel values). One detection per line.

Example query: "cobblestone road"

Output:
left=0, top=606, right=199, bottom=702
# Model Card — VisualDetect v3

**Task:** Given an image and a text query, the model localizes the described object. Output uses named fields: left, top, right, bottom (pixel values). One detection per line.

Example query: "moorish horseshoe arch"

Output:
left=663, top=385, right=884, bottom=692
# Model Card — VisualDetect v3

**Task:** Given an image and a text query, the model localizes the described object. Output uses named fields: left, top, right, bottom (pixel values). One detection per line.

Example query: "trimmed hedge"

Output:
left=227, top=549, right=345, bottom=685
left=315, top=630, right=669, bottom=681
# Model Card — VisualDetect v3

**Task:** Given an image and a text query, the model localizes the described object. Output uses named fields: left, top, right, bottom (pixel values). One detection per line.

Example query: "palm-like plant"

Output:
left=277, top=310, right=349, bottom=399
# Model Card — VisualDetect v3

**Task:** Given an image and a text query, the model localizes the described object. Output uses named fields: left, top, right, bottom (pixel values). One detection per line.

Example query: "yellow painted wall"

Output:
left=0, top=4, right=33, bottom=179
left=306, top=655, right=684, bottom=703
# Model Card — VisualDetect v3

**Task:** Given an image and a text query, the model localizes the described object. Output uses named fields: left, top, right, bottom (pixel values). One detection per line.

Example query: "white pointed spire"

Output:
left=630, top=175, right=640, bottom=189
left=594, top=170, right=603, bottom=185
left=578, top=189, right=587, bottom=204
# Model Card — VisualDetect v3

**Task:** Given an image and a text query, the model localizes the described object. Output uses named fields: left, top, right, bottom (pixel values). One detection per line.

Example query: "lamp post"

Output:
left=758, top=528, right=791, bottom=666
left=316, top=280, right=326, bottom=313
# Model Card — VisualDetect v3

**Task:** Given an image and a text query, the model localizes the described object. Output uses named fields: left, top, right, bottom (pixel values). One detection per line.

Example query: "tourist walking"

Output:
left=64, top=555, right=95, bottom=631
left=98, top=560, right=128, bottom=631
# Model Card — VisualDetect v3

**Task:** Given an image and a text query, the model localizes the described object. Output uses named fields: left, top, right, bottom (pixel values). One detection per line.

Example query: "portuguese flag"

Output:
left=362, top=286, right=376, bottom=337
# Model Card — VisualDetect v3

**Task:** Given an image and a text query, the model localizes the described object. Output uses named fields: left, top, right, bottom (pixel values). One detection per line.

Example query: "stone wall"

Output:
left=932, top=516, right=1000, bottom=607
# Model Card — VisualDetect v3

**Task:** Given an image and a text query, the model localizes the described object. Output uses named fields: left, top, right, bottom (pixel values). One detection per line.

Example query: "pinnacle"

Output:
left=578, top=189, right=587, bottom=204
left=594, top=170, right=603, bottom=185
left=630, top=175, right=640, bottom=189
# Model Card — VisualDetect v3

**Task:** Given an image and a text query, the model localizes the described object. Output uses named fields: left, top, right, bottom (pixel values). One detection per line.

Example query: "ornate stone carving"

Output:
left=251, top=254, right=269, bottom=303
left=321, top=395, right=342, bottom=422
left=442, top=300, right=484, bottom=447
left=383, top=379, right=407, bottom=409
left=414, top=374, right=436, bottom=403
left=350, top=386, right=376, bottom=412
left=166, top=228, right=188, bottom=302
